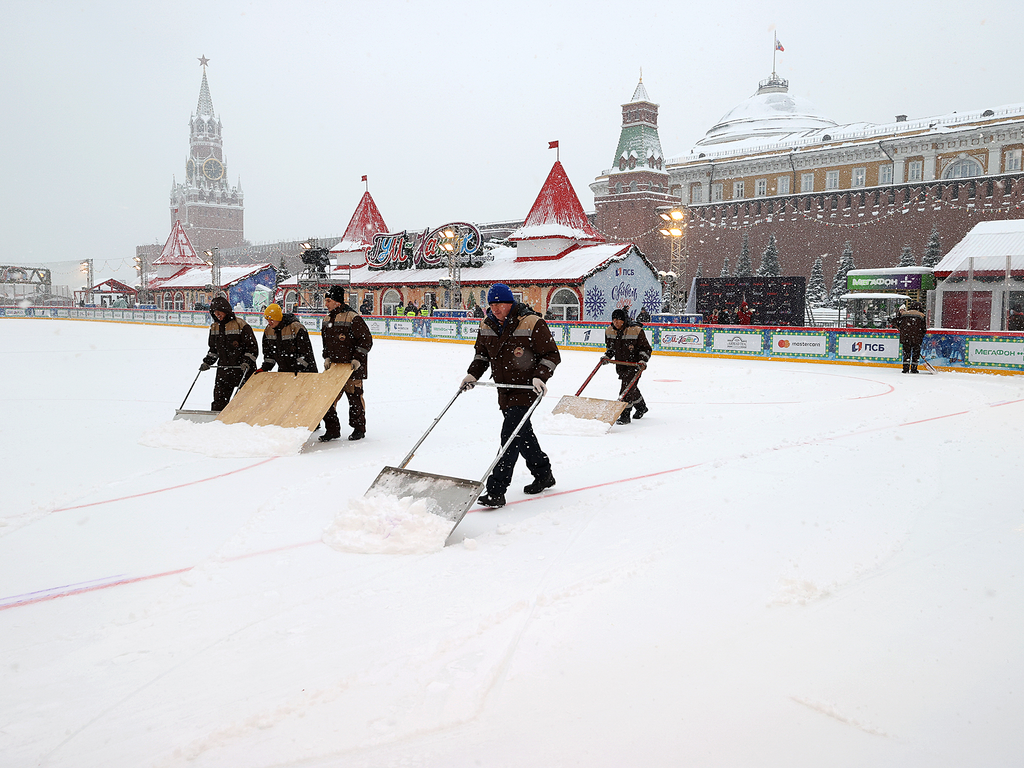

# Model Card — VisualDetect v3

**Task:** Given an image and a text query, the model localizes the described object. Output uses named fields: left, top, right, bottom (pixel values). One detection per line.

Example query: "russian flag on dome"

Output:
left=775, top=38, right=784, bottom=52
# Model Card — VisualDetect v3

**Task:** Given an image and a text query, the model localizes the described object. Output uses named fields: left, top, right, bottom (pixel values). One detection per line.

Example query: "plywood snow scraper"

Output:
left=551, top=359, right=642, bottom=424
left=364, top=382, right=543, bottom=538
left=215, top=363, right=354, bottom=430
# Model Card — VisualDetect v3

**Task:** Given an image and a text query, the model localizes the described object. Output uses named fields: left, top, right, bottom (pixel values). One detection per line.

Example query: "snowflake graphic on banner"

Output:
left=642, top=288, right=661, bottom=314
left=584, top=287, right=607, bottom=317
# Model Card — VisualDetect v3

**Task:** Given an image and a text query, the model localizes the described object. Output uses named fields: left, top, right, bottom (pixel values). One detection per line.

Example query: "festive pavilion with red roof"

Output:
left=280, top=161, right=662, bottom=321
left=329, top=191, right=389, bottom=269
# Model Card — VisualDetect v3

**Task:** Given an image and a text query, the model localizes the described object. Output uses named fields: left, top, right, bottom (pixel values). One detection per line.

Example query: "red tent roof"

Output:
left=509, top=161, right=604, bottom=243
left=153, top=221, right=206, bottom=266
left=332, top=191, right=389, bottom=254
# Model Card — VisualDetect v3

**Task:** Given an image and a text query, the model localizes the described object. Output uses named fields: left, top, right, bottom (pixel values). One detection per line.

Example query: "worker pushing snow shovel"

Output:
left=364, top=283, right=561, bottom=536
left=552, top=307, right=652, bottom=425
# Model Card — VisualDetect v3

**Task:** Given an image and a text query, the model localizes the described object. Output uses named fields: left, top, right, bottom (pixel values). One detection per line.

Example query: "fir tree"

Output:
left=805, top=256, right=828, bottom=308
left=719, top=256, right=731, bottom=278
left=922, top=227, right=942, bottom=267
left=694, top=262, right=703, bottom=281
left=757, top=234, right=781, bottom=276
left=829, top=242, right=856, bottom=307
left=276, top=257, right=292, bottom=286
left=735, top=233, right=753, bottom=277
left=897, top=245, right=917, bottom=267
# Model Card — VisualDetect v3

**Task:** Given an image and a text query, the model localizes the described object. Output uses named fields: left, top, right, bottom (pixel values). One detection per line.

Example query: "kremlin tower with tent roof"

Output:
left=288, top=160, right=662, bottom=321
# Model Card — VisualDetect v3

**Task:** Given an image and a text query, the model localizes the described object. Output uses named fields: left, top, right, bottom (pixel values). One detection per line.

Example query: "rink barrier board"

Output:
left=4, top=307, right=1023, bottom=375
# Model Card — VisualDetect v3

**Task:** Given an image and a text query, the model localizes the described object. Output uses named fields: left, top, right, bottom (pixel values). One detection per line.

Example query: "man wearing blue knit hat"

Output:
left=460, top=283, right=560, bottom=508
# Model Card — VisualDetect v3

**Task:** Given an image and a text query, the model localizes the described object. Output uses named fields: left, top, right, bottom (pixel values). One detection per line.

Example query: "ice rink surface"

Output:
left=2, top=319, right=1024, bottom=767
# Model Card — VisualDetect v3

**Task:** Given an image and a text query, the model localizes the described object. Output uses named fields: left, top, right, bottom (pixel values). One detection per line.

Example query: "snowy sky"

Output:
left=2, top=0, right=1021, bottom=285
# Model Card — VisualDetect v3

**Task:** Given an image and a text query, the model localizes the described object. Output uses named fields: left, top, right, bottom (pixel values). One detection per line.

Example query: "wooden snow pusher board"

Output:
left=364, top=382, right=542, bottom=537
left=551, top=359, right=642, bottom=424
left=215, top=363, right=353, bottom=430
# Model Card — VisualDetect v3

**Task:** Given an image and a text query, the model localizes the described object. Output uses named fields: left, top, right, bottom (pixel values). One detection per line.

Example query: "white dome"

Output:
left=695, top=76, right=836, bottom=148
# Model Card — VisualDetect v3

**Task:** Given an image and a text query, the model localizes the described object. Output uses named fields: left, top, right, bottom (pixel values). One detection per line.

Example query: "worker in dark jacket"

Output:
left=601, top=307, right=652, bottom=424
left=460, top=283, right=560, bottom=508
left=257, top=303, right=317, bottom=374
left=320, top=285, right=373, bottom=441
left=891, top=301, right=927, bottom=373
left=199, top=295, right=259, bottom=411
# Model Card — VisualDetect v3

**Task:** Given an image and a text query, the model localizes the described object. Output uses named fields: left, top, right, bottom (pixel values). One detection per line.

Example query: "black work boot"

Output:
left=477, top=492, right=506, bottom=508
left=523, top=473, right=556, bottom=495
left=348, top=430, right=365, bottom=440
left=616, top=408, right=631, bottom=425
left=318, top=432, right=341, bottom=442
left=633, top=401, right=649, bottom=419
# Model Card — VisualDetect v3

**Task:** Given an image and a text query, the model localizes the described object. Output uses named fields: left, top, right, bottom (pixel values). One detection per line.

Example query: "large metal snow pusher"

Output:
left=173, top=364, right=353, bottom=429
left=550, top=359, right=641, bottom=424
left=364, top=382, right=542, bottom=536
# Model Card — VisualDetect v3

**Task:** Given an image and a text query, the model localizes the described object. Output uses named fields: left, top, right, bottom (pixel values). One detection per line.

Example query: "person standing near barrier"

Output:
left=320, top=285, right=373, bottom=441
left=199, top=295, right=259, bottom=411
left=460, top=283, right=560, bottom=508
left=601, top=307, right=652, bottom=424
left=256, top=303, right=317, bottom=374
left=891, top=301, right=927, bottom=373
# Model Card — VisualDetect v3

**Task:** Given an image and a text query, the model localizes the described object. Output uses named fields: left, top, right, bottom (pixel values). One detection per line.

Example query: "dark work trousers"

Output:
left=902, top=343, right=922, bottom=371
left=617, top=367, right=644, bottom=406
left=212, top=367, right=244, bottom=411
left=486, top=405, right=552, bottom=495
left=323, top=379, right=365, bottom=435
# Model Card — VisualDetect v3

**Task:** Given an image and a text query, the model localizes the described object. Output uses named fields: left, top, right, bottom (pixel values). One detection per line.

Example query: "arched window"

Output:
left=285, top=290, right=299, bottom=312
left=942, top=157, right=983, bottom=179
left=382, top=289, right=402, bottom=316
left=548, top=288, right=580, bottom=321
left=174, top=292, right=185, bottom=311
left=615, top=182, right=623, bottom=194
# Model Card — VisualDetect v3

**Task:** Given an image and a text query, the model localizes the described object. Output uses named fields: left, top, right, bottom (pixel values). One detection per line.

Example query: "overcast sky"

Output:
left=2, top=0, right=1021, bottom=285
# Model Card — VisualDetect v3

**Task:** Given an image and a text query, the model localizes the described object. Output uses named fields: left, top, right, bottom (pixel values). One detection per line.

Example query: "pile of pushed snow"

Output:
left=535, top=412, right=611, bottom=436
left=322, top=494, right=452, bottom=554
left=139, top=420, right=312, bottom=457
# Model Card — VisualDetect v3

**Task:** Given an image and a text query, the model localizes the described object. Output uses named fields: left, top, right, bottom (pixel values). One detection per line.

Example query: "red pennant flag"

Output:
left=361, top=175, right=367, bottom=182
left=548, top=141, right=559, bottom=149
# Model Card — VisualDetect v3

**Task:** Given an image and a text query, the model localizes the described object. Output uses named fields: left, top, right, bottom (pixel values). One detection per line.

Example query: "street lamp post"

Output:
left=657, top=207, right=688, bottom=312
left=204, top=247, right=221, bottom=297
left=441, top=228, right=461, bottom=309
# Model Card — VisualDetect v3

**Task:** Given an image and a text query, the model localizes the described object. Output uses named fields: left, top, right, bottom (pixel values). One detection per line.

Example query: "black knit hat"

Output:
left=611, top=308, right=628, bottom=322
left=325, top=285, right=346, bottom=303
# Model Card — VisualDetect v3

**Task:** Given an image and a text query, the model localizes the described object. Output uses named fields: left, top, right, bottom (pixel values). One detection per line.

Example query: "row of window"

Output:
left=689, top=150, right=1023, bottom=203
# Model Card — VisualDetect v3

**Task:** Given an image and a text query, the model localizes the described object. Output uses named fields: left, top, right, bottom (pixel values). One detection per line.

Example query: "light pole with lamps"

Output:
left=656, top=207, right=688, bottom=312
left=204, top=247, right=221, bottom=298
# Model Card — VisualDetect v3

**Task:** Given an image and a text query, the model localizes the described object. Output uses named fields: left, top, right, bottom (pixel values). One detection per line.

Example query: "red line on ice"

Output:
left=50, top=457, right=279, bottom=512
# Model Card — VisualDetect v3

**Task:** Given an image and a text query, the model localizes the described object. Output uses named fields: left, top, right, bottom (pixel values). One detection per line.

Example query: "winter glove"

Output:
left=323, top=358, right=332, bottom=370
left=351, top=359, right=361, bottom=371
left=460, top=374, right=477, bottom=392
left=637, top=360, right=648, bottom=371
left=599, top=356, right=611, bottom=365
left=199, top=361, right=212, bottom=371
left=531, top=377, right=547, bottom=396
left=296, top=357, right=309, bottom=369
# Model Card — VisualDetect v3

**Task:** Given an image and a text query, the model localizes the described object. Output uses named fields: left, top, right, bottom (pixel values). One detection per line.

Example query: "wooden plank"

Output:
left=550, top=395, right=629, bottom=424
left=216, top=364, right=353, bottom=430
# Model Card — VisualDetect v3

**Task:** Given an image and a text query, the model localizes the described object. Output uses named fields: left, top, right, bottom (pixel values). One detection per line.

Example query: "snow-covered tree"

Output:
left=694, top=262, right=703, bottom=281
left=276, top=257, right=292, bottom=286
left=829, top=242, right=856, bottom=307
left=719, top=256, right=731, bottom=278
left=805, top=256, right=828, bottom=308
left=922, top=227, right=942, bottom=267
left=897, top=245, right=917, bottom=267
left=735, top=234, right=753, bottom=277
left=757, top=234, right=781, bottom=276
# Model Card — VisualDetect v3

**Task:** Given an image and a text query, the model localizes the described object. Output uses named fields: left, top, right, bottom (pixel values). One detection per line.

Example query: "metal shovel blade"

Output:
left=365, top=466, right=484, bottom=525
left=551, top=395, right=629, bottom=424
left=173, top=409, right=219, bottom=423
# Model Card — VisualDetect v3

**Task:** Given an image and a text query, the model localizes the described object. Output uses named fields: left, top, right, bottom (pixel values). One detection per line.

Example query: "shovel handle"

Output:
left=574, top=359, right=606, bottom=396
left=178, top=370, right=204, bottom=411
left=473, top=381, right=538, bottom=390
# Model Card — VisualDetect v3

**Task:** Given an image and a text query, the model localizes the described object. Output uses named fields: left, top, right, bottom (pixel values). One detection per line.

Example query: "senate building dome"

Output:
left=694, top=74, right=837, bottom=148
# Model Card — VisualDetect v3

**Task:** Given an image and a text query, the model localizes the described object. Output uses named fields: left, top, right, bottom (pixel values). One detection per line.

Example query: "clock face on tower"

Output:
left=186, top=158, right=195, bottom=180
left=203, top=157, right=224, bottom=181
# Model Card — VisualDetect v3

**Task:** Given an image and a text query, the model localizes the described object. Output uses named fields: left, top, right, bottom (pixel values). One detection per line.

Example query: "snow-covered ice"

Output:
left=2, top=319, right=1024, bottom=767
left=139, top=420, right=313, bottom=457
